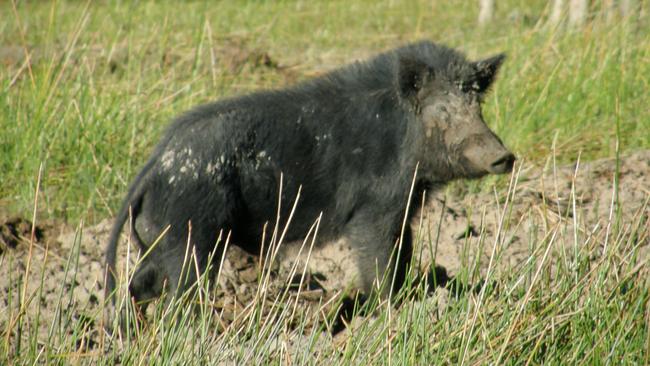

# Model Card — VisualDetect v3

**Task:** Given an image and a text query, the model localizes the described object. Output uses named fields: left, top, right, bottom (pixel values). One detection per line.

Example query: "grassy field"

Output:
left=1, top=0, right=649, bottom=364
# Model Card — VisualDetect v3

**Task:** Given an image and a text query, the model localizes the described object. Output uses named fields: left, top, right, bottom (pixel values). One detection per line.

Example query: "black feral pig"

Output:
left=104, top=40, right=515, bottom=321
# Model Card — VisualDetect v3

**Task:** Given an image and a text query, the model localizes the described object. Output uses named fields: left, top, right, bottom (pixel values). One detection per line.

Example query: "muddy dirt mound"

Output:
left=1, top=150, right=648, bottom=351
left=0, top=217, right=42, bottom=253
left=421, top=150, right=649, bottom=277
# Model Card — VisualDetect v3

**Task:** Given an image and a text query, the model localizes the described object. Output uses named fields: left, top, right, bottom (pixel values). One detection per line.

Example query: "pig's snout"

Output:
left=488, top=152, right=516, bottom=174
left=460, top=132, right=516, bottom=176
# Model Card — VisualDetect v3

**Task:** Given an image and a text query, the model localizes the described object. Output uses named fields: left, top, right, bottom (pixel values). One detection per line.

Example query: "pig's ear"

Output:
left=470, top=53, right=505, bottom=93
left=397, top=57, right=434, bottom=103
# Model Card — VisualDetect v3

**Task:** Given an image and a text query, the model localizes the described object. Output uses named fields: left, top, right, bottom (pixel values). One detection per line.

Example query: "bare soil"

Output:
left=1, top=150, right=648, bottom=351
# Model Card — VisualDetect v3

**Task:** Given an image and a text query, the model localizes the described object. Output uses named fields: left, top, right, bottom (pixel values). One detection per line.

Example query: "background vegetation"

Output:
left=1, top=0, right=648, bottom=221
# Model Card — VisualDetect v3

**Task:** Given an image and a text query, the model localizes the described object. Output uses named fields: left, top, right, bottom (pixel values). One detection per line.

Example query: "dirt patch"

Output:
left=2, top=36, right=295, bottom=86
left=419, top=150, right=649, bottom=278
left=213, top=37, right=280, bottom=73
left=0, top=217, right=41, bottom=254
left=1, top=150, right=648, bottom=352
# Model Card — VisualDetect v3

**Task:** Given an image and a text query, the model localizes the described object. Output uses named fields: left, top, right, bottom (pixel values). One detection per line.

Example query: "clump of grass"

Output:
left=0, top=0, right=648, bottom=220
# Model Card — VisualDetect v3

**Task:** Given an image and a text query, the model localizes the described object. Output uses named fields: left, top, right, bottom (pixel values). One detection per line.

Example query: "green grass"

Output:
left=2, top=169, right=648, bottom=364
left=1, top=0, right=648, bottom=220
left=1, top=0, right=649, bottom=364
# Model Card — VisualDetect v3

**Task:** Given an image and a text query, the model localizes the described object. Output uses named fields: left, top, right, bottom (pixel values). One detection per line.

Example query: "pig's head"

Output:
left=398, top=51, right=515, bottom=183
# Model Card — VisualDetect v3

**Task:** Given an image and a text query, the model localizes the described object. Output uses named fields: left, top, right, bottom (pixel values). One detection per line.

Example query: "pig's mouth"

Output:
left=487, top=152, right=516, bottom=174
left=455, top=150, right=516, bottom=179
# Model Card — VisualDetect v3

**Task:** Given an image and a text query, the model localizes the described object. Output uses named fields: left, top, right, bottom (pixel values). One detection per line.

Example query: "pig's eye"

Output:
left=457, top=80, right=480, bottom=94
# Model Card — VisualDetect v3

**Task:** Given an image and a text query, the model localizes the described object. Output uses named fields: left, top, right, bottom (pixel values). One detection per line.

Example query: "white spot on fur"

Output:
left=176, top=156, right=200, bottom=180
left=161, top=150, right=175, bottom=170
left=205, top=161, right=220, bottom=175
left=352, top=147, right=363, bottom=154
left=254, top=151, right=269, bottom=170
left=187, top=158, right=198, bottom=169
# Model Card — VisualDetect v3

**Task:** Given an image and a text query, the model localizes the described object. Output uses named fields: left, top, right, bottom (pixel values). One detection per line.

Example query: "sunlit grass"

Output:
left=2, top=153, right=647, bottom=364
left=1, top=0, right=648, bottom=220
